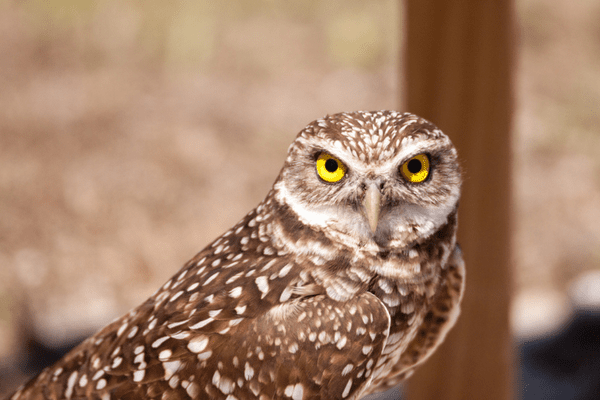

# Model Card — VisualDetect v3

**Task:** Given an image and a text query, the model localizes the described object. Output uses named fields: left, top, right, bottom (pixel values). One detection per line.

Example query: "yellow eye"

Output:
left=316, top=153, right=346, bottom=183
left=401, top=154, right=430, bottom=183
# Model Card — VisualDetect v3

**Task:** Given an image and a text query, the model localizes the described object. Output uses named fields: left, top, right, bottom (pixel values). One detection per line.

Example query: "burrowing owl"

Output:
left=8, top=111, right=464, bottom=400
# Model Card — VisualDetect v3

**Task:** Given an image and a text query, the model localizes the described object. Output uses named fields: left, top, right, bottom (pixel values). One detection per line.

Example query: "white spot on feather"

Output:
left=255, top=276, right=269, bottom=297
left=235, top=305, right=247, bottom=314
left=65, top=371, right=77, bottom=399
left=342, top=364, right=353, bottom=376
left=151, top=337, right=169, bottom=348
left=116, top=323, right=128, bottom=337
left=133, top=370, right=145, bottom=382
left=187, top=336, right=209, bottom=353
left=244, top=362, right=254, bottom=380
left=190, top=318, right=213, bottom=329
left=203, top=272, right=219, bottom=285
left=342, top=379, right=353, bottom=398
left=127, top=325, right=138, bottom=339
left=163, top=360, right=182, bottom=379
left=209, top=309, right=222, bottom=317
left=96, top=378, right=107, bottom=390
left=112, top=357, right=122, bottom=368
left=186, top=382, right=200, bottom=397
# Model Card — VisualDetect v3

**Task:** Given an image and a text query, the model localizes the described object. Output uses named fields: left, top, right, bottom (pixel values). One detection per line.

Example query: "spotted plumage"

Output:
left=7, top=110, right=464, bottom=400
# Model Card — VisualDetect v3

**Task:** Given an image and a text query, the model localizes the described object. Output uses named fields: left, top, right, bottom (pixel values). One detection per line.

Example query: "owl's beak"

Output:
left=363, top=183, right=381, bottom=233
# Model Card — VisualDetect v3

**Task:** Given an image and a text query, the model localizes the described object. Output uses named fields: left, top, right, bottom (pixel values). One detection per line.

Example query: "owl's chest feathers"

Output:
left=280, top=235, right=446, bottom=356
left=261, top=201, right=457, bottom=370
left=331, top=251, right=443, bottom=336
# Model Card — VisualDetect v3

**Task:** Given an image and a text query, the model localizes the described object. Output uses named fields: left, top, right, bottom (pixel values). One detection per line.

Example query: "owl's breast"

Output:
left=359, top=274, right=439, bottom=393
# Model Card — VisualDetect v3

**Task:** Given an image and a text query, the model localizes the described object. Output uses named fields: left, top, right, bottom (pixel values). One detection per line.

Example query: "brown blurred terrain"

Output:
left=0, top=0, right=599, bottom=395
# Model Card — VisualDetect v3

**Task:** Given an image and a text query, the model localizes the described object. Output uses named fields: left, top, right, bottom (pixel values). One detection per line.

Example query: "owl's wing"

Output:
left=366, top=244, right=466, bottom=393
left=17, top=290, right=391, bottom=400
left=189, top=291, right=391, bottom=400
left=121, top=291, right=391, bottom=400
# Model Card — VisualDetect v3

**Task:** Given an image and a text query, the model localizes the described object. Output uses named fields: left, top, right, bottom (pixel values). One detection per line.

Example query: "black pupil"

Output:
left=325, top=158, right=338, bottom=173
left=407, top=159, right=422, bottom=174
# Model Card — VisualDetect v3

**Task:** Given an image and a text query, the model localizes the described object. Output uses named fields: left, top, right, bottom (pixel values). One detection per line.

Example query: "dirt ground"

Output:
left=1, top=0, right=599, bottom=395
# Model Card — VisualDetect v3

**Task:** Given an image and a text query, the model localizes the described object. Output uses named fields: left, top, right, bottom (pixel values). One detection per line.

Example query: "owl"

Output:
left=7, top=111, right=464, bottom=400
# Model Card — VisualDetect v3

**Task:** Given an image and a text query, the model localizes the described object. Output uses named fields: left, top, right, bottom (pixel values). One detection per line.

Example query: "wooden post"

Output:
left=402, top=1, right=514, bottom=399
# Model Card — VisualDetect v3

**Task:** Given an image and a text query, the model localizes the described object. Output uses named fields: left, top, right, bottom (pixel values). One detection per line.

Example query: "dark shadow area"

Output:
left=519, top=311, right=600, bottom=400
left=0, top=332, right=89, bottom=396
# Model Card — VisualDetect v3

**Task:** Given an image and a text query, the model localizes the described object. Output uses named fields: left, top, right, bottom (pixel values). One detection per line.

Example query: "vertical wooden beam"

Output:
left=402, top=1, right=514, bottom=400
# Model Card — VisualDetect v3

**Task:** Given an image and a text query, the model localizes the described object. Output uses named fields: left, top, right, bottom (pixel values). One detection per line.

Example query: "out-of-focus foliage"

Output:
left=0, top=0, right=400, bottom=393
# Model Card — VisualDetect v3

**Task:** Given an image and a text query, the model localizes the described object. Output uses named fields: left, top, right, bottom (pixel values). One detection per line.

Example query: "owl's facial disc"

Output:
left=274, top=111, right=461, bottom=253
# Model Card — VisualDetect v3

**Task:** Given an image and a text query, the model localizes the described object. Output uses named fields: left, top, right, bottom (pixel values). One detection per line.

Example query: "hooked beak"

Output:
left=363, top=183, right=381, bottom=233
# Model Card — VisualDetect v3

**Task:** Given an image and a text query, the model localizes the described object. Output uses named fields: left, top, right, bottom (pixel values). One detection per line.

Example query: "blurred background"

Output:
left=0, top=0, right=599, bottom=398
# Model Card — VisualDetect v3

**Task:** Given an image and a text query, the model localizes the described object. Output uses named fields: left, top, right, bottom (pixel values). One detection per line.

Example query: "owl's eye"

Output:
left=316, top=153, right=346, bottom=183
left=400, top=154, right=430, bottom=183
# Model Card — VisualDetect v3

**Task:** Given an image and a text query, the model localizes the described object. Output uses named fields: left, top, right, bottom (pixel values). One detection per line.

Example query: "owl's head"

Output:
left=273, top=111, right=461, bottom=252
